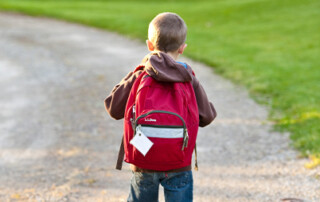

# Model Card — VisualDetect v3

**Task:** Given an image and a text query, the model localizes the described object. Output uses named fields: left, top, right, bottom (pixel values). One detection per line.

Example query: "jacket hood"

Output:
left=141, top=52, right=193, bottom=82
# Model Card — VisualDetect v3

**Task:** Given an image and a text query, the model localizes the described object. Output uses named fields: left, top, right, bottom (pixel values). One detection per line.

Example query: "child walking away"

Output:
left=105, top=12, right=216, bottom=202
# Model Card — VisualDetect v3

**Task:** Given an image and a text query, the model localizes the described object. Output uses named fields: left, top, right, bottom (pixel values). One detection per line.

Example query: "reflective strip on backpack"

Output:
left=137, top=125, right=184, bottom=139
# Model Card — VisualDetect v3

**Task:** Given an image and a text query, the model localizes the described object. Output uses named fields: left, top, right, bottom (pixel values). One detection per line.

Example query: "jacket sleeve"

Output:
left=104, top=71, right=142, bottom=120
left=192, top=76, right=217, bottom=127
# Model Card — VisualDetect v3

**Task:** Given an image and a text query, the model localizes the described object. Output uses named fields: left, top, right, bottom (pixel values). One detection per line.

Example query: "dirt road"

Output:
left=0, top=13, right=319, bottom=201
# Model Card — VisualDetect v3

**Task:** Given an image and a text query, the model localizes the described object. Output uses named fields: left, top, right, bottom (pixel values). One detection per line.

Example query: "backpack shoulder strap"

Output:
left=116, top=65, right=146, bottom=171
left=116, top=136, right=125, bottom=170
left=134, top=65, right=145, bottom=73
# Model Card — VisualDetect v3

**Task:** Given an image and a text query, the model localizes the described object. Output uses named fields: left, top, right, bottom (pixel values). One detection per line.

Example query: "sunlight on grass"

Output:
left=305, top=155, right=320, bottom=169
left=278, top=112, right=320, bottom=125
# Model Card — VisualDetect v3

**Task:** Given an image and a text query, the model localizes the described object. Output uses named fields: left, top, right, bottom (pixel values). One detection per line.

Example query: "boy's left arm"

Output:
left=187, top=66, right=217, bottom=127
left=105, top=71, right=142, bottom=120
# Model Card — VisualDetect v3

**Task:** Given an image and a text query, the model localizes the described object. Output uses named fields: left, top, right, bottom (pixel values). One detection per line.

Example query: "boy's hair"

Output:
left=148, top=12, right=187, bottom=53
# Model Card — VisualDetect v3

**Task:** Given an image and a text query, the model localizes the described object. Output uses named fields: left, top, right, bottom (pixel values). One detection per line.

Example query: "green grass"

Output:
left=1, top=0, right=319, bottom=156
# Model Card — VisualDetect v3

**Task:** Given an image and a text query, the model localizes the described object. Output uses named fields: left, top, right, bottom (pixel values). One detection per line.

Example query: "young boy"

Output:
left=105, top=12, right=216, bottom=202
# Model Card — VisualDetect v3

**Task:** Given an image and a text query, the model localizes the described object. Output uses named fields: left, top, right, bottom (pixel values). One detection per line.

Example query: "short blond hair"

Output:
left=148, top=12, right=187, bottom=52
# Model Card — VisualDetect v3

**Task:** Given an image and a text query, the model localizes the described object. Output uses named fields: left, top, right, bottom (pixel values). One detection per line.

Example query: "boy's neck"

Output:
left=154, top=50, right=180, bottom=61
left=166, top=51, right=180, bottom=61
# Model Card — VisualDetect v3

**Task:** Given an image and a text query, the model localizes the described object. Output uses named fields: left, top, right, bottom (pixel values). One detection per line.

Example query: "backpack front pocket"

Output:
left=133, top=125, right=186, bottom=165
left=131, top=110, right=189, bottom=167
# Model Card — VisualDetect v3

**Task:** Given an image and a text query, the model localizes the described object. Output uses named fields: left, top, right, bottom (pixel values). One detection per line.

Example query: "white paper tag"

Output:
left=130, top=129, right=153, bottom=156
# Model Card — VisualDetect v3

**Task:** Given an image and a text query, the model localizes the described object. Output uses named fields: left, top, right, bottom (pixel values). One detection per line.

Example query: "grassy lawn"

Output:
left=0, top=0, right=319, bottom=156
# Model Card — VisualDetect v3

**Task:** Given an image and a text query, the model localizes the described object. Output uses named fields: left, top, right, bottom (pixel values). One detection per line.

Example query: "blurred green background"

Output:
left=0, top=0, right=319, bottom=156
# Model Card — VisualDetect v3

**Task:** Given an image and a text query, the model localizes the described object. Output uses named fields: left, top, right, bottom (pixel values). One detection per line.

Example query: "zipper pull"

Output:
left=182, top=129, right=189, bottom=150
left=135, top=125, right=142, bottom=136
left=132, top=105, right=136, bottom=121
left=131, top=105, right=136, bottom=133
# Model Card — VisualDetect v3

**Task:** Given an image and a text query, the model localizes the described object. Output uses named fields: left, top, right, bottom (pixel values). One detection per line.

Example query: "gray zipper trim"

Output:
left=136, top=110, right=186, bottom=128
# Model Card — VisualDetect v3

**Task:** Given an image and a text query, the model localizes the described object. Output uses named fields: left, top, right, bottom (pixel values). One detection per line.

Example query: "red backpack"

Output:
left=121, top=65, right=199, bottom=171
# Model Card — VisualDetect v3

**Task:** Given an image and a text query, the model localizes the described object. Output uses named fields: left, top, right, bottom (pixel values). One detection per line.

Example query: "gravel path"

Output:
left=0, top=13, right=319, bottom=202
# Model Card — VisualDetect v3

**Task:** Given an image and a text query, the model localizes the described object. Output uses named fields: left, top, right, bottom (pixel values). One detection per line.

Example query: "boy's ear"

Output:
left=146, top=40, right=155, bottom=51
left=178, top=44, right=187, bottom=54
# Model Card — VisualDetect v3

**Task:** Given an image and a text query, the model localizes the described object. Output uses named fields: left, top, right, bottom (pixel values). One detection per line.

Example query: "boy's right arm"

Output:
left=104, top=71, right=142, bottom=120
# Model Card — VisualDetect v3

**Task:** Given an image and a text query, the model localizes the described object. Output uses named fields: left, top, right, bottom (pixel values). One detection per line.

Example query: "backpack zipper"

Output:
left=139, top=124, right=183, bottom=128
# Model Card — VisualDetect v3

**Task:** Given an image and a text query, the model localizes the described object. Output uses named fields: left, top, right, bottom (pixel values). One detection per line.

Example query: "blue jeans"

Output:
left=127, top=170, right=193, bottom=202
